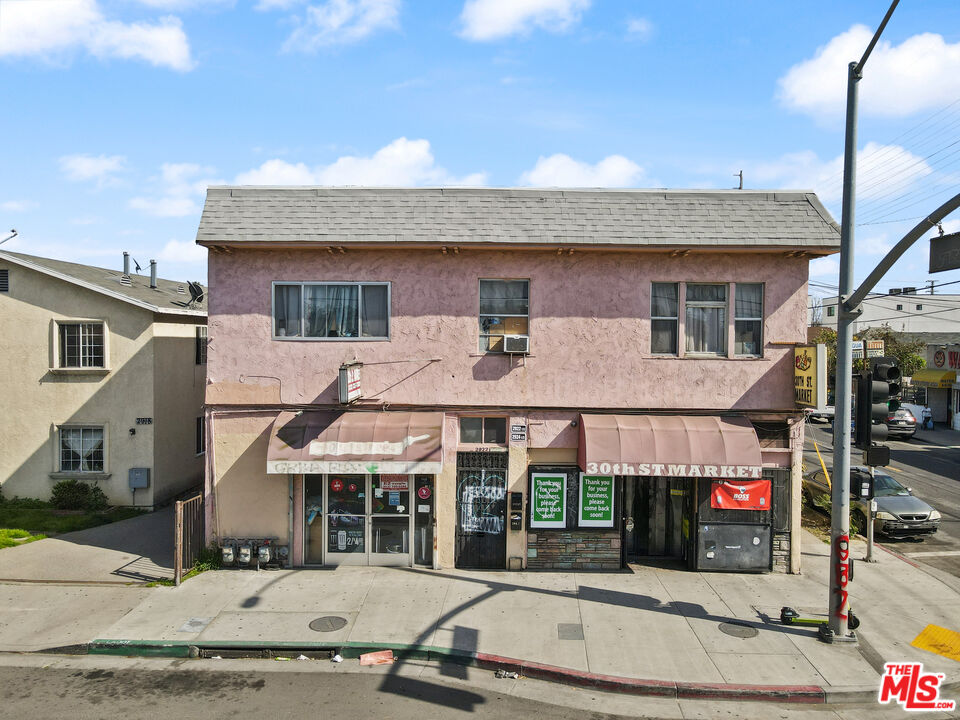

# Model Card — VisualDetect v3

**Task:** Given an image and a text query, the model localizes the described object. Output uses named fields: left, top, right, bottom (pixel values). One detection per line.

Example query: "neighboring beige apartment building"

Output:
left=0, top=250, right=207, bottom=508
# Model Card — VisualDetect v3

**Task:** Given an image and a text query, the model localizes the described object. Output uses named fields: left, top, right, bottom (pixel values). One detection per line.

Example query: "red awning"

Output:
left=267, top=411, right=444, bottom=475
left=578, top=415, right=763, bottom=479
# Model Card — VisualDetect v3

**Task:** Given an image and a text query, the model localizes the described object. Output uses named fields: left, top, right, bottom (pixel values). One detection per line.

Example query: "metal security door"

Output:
left=455, top=452, right=507, bottom=569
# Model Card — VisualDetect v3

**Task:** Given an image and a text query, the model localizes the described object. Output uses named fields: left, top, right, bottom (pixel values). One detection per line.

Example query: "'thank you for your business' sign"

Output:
left=530, top=473, right=566, bottom=528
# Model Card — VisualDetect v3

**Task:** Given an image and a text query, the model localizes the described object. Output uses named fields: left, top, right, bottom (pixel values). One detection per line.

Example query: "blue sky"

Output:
left=2, top=0, right=960, bottom=300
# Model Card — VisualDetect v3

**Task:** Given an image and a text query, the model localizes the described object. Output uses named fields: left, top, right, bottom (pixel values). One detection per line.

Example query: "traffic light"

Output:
left=855, top=357, right=901, bottom=464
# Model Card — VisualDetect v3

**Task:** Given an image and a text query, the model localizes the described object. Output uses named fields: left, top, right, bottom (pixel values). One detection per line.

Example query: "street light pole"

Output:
left=823, top=0, right=900, bottom=644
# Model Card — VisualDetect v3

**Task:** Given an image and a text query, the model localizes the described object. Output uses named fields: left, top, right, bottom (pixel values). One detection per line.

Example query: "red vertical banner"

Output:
left=711, top=480, right=771, bottom=510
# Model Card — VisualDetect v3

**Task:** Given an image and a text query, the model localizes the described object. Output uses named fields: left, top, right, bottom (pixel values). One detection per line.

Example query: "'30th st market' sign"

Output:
left=794, top=344, right=827, bottom=410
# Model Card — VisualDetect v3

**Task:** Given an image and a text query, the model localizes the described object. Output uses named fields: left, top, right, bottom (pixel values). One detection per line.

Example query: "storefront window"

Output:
left=327, top=474, right=365, bottom=515
left=371, top=474, right=410, bottom=513
left=371, top=516, right=409, bottom=554
left=328, top=518, right=365, bottom=554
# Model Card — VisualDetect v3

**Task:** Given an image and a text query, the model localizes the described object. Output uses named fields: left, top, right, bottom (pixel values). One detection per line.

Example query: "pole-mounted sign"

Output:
left=929, top=231, right=960, bottom=273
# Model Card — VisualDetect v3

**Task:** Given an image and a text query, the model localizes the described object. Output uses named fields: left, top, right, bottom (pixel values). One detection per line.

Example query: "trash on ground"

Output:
left=495, top=669, right=519, bottom=679
left=296, top=655, right=309, bottom=661
left=210, top=656, right=222, bottom=660
left=331, top=654, right=343, bottom=663
left=274, top=656, right=291, bottom=661
left=359, top=649, right=395, bottom=666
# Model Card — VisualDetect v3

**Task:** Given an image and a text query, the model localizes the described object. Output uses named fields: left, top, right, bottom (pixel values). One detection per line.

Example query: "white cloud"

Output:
left=778, top=25, right=960, bottom=120
left=236, top=137, right=488, bottom=186
left=129, top=162, right=221, bottom=217
left=809, top=256, right=839, bottom=278
left=158, top=238, right=206, bottom=264
left=1, top=200, right=38, bottom=212
left=59, top=153, right=126, bottom=187
left=132, top=0, right=232, bottom=9
left=518, top=153, right=644, bottom=187
left=746, top=142, right=931, bottom=205
left=626, top=17, right=652, bottom=41
left=460, top=0, right=590, bottom=41
left=278, top=0, right=400, bottom=51
left=0, top=0, right=194, bottom=71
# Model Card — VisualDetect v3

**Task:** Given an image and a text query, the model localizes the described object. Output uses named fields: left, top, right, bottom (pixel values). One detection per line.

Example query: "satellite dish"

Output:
left=187, top=281, right=204, bottom=305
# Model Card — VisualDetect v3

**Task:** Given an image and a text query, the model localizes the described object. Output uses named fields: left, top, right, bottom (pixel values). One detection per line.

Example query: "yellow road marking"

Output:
left=911, top=624, right=960, bottom=663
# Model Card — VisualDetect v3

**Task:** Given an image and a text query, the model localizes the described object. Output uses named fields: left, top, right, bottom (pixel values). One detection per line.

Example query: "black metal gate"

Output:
left=175, top=493, right=204, bottom=585
left=455, top=451, right=507, bottom=569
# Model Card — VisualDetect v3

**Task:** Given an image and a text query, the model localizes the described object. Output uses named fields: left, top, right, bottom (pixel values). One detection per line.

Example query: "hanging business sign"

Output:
left=929, top=231, right=960, bottom=273
left=710, top=479, right=771, bottom=511
left=794, top=344, right=827, bottom=409
left=530, top=473, right=566, bottom=528
left=578, top=474, right=614, bottom=527
left=866, top=340, right=885, bottom=358
left=338, top=362, right=362, bottom=404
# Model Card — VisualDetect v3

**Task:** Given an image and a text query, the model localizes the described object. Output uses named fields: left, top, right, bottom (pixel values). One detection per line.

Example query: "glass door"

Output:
left=369, top=475, right=412, bottom=566
left=325, top=474, right=367, bottom=565
left=304, top=475, right=325, bottom=565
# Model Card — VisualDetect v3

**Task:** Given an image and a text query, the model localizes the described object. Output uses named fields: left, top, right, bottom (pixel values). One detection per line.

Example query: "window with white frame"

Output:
left=58, top=322, right=105, bottom=368
left=651, top=282, right=679, bottom=354
left=196, top=417, right=205, bottom=455
left=734, top=283, right=763, bottom=356
left=685, top=284, right=727, bottom=355
left=59, top=426, right=104, bottom=473
left=273, top=282, right=390, bottom=339
left=827, top=306, right=835, bottom=317
left=479, top=279, right=529, bottom=352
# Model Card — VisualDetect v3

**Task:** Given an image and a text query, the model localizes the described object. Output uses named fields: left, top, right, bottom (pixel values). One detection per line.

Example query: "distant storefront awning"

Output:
left=911, top=369, right=957, bottom=389
left=267, top=411, right=444, bottom=475
left=578, top=414, right=763, bottom=479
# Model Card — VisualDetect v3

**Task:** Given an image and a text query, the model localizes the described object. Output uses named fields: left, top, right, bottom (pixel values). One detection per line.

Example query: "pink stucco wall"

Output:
left=207, top=248, right=808, bottom=411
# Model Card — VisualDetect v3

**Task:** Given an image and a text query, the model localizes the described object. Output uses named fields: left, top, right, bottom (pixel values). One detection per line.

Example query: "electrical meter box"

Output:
left=128, top=468, right=151, bottom=489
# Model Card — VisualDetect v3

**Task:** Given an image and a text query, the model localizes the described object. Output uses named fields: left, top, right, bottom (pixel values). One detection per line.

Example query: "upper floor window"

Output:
left=734, top=284, right=763, bottom=356
left=685, top=284, right=727, bottom=355
left=273, top=282, right=390, bottom=340
left=827, top=306, right=835, bottom=317
left=459, top=416, right=507, bottom=444
left=0, top=269, right=8, bottom=292
left=896, top=304, right=903, bottom=311
left=479, top=279, right=528, bottom=353
left=651, top=283, right=679, bottom=354
left=195, top=326, right=207, bottom=365
left=196, top=417, right=206, bottom=455
left=59, top=426, right=104, bottom=473
left=916, top=304, right=923, bottom=311
left=59, top=322, right=105, bottom=368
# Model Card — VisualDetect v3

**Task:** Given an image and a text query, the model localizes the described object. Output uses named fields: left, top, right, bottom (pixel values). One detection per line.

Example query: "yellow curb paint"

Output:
left=911, top=624, right=960, bottom=663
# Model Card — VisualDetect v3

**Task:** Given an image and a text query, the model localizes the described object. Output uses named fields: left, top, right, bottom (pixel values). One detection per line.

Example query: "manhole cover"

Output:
left=718, top=621, right=759, bottom=638
left=309, top=616, right=348, bottom=632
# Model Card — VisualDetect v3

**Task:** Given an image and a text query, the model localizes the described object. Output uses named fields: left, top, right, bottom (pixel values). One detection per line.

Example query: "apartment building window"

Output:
left=195, top=326, right=207, bottom=364
left=196, top=417, right=205, bottom=455
left=479, top=279, right=529, bottom=352
left=59, top=322, right=105, bottom=368
left=459, top=417, right=507, bottom=444
left=273, top=282, right=390, bottom=340
left=651, top=283, right=679, bottom=354
left=916, top=304, right=923, bottom=311
left=896, top=304, right=903, bottom=311
left=0, top=269, right=8, bottom=292
left=59, top=426, right=104, bottom=473
left=827, top=306, right=835, bottom=317
left=734, top=284, right=763, bottom=356
left=686, top=284, right=727, bottom=355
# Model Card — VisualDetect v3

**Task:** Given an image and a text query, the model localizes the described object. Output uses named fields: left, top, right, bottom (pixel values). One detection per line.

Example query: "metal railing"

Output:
left=174, top=493, right=204, bottom=586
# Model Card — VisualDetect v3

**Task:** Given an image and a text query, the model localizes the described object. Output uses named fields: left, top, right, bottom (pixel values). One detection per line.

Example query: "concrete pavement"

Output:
left=2, top=529, right=957, bottom=704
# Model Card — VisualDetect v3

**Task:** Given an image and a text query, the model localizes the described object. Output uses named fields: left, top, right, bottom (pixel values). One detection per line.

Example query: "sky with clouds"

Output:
left=2, top=0, right=960, bottom=296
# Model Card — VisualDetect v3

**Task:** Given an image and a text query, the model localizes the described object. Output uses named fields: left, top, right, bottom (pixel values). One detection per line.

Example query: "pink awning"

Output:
left=578, top=415, right=763, bottom=479
left=267, top=411, right=444, bottom=475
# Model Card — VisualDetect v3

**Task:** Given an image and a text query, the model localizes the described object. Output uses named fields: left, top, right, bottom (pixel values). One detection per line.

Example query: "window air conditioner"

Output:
left=503, top=334, right=530, bottom=354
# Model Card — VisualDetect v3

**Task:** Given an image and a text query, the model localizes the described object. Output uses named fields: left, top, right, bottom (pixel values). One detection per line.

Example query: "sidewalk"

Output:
left=3, top=529, right=958, bottom=704
left=914, top=422, right=960, bottom=449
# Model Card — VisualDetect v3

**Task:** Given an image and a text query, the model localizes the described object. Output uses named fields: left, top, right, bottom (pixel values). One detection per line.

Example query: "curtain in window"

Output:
left=735, top=284, right=763, bottom=355
left=735, top=284, right=762, bottom=318
left=318, top=285, right=359, bottom=337
left=274, top=285, right=302, bottom=337
left=686, top=307, right=726, bottom=353
left=480, top=280, right=528, bottom=315
left=60, top=428, right=103, bottom=472
left=361, top=285, right=388, bottom=337
left=651, top=283, right=678, bottom=317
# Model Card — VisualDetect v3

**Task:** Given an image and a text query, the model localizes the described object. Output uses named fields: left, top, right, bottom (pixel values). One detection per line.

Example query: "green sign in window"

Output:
left=530, top=473, right=566, bottom=528
left=578, top=474, right=614, bottom=527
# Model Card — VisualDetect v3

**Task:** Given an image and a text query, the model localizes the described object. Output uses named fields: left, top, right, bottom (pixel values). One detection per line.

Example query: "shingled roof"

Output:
left=0, top=251, right=207, bottom=317
left=196, top=187, right=840, bottom=253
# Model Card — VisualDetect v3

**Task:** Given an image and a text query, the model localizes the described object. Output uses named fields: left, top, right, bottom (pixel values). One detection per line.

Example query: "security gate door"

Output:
left=455, top=452, right=507, bottom=569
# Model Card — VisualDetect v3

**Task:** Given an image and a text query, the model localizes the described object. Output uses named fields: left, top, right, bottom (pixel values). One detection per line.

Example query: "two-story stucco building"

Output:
left=0, top=251, right=207, bottom=508
left=198, top=187, right=840, bottom=574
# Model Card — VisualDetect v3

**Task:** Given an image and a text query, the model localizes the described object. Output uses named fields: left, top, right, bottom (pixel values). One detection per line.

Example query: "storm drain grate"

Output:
left=557, top=623, right=584, bottom=640
left=309, top=616, right=348, bottom=632
left=718, top=621, right=759, bottom=638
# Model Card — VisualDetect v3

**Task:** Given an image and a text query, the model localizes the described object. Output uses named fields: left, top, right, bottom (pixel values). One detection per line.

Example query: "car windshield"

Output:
left=868, top=472, right=910, bottom=497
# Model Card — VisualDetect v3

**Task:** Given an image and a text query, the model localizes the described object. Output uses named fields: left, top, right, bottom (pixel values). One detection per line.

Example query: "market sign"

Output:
left=338, top=362, right=362, bottom=404
left=530, top=473, right=566, bottom=528
left=866, top=340, right=885, bottom=358
left=380, top=474, right=409, bottom=491
left=710, top=479, right=771, bottom=511
left=578, top=474, right=614, bottom=528
left=794, top=344, right=826, bottom=409
left=929, top=231, right=960, bottom=273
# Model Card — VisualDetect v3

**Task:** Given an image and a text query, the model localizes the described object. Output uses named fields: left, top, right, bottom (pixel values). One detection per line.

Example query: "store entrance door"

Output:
left=622, top=477, right=691, bottom=563
left=455, top=452, right=507, bottom=569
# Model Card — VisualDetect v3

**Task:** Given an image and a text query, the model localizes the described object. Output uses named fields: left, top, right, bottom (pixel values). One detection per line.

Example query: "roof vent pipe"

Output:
left=123, top=252, right=130, bottom=276
left=149, top=260, right=157, bottom=289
